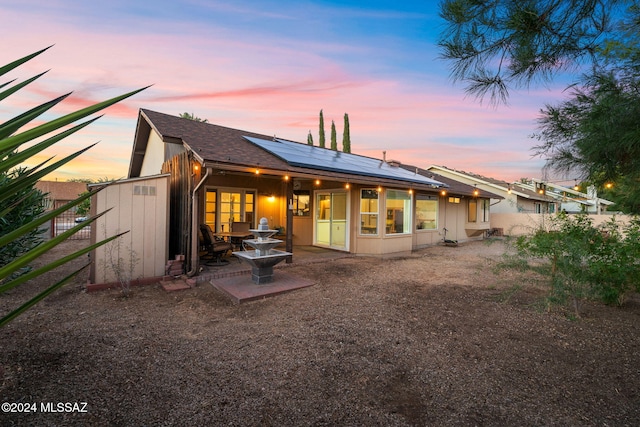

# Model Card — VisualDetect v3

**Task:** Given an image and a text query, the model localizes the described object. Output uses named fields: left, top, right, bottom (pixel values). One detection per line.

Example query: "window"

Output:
left=481, top=199, right=490, bottom=222
left=416, top=195, right=438, bottom=230
left=205, top=191, right=216, bottom=227
left=359, top=189, right=379, bottom=235
left=385, top=189, right=411, bottom=234
left=293, top=190, right=310, bottom=216
left=468, top=199, right=477, bottom=223
left=205, top=189, right=256, bottom=232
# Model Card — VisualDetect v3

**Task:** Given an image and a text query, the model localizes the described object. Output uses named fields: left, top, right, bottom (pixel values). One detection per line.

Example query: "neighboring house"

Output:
left=88, top=109, right=497, bottom=285
left=426, top=165, right=557, bottom=214
left=35, top=180, right=88, bottom=239
left=425, top=166, right=618, bottom=237
left=517, top=178, right=615, bottom=214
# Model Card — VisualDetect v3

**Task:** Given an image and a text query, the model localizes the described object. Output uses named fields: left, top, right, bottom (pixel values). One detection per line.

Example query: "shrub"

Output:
left=508, top=213, right=640, bottom=315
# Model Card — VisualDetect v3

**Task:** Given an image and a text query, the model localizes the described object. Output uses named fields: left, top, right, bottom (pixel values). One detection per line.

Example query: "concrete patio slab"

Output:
left=210, top=271, right=314, bottom=304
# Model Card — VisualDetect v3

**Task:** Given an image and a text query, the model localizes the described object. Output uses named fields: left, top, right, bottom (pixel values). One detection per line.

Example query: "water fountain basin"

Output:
left=233, top=217, right=292, bottom=284
left=242, top=238, right=281, bottom=255
left=234, top=249, right=291, bottom=284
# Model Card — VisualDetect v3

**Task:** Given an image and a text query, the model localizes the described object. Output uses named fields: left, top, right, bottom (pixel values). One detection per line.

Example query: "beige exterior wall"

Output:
left=139, top=131, right=167, bottom=177
left=490, top=194, right=520, bottom=213
left=90, top=175, right=169, bottom=285
left=491, top=213, right=633, bottom=236
left=349, top=188, right=488, bottom=255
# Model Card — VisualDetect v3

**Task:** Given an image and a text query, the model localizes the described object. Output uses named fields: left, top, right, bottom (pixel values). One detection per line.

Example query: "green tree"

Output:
left=342, top=113, right=351, bottom=153
left=307, top=130, right=313, bottom=146
left=319, top=109, right=326, bottom=148
left=330, top=120, right=337, bottom=151
left=533, top=71, right=640, bottom=213
left=439, top=0, right=640, bottom=212
left=179, top=112, right=208, bottom=123
left=0, top=47, right=146, bottom=327
left=438, top=0, right=632, bottom=103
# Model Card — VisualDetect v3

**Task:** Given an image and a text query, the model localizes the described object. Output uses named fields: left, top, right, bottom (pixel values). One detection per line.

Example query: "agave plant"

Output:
left=0, top=46, right=147, bottom=327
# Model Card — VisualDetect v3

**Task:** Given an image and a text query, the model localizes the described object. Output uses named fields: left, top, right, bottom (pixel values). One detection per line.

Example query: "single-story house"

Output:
left=426, top=165, right=558, bottom=214
left=89, top=109, right=497, bottom=285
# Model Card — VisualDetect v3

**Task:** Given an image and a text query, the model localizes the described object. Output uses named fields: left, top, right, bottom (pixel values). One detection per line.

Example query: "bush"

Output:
left=508, top=213, right=640, bottom=315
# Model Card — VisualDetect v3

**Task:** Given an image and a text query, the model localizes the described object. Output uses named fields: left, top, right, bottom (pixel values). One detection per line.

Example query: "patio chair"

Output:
left=230, top=221, right=253, bottom=250
left=199, top=224, right=233, bottom=265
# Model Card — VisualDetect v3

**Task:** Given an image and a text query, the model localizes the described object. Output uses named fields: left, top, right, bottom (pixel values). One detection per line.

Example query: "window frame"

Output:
left=385, top=189, right=412, bottom=235
left=359, top=188, right=379, bottom=235
left=415, top=194, right=438, bottom=231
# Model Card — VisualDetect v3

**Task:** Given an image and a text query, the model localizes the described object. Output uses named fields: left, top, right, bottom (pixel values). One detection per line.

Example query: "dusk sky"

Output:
left=4, top=0, right=572, bottom=183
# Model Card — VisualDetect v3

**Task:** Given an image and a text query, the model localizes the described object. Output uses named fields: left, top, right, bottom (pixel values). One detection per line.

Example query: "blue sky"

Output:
left=3, top=0, right=570, bottom=182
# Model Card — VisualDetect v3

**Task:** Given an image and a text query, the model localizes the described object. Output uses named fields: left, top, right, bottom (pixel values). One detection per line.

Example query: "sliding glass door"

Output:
left=315, top=190, right=348, bottom=250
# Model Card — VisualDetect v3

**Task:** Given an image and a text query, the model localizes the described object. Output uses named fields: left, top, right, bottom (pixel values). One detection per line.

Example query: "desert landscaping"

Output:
left=1, top=238, right=639, bottom=426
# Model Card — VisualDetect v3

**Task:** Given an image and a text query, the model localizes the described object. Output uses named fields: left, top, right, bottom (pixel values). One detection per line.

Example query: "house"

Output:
left=89, top=109, right=496, bottom=286
left=516, top=178, right=614, bottom=214
left=425, top=165, right=619, bottom=236
left=35, top=180, right=89, bottom=239
left=426, top=165, right=557, bottom=214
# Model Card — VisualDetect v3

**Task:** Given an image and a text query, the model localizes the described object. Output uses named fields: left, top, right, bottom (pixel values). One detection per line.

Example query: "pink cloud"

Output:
left=2, top=3, right=569, bottom=183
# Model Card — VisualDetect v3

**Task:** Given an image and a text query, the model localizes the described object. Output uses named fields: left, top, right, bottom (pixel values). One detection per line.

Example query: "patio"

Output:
left=195, top=245, right=353, bottom=304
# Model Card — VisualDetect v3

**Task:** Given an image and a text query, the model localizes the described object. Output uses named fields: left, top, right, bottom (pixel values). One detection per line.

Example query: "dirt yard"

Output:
left=1, top=239, right=639, bottom=426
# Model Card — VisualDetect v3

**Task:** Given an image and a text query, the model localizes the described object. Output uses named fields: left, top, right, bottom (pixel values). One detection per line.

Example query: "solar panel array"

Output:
left=244, top=136, right=446, bottom=187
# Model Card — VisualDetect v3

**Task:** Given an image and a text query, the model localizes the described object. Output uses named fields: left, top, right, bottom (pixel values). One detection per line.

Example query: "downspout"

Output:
left=187, top=165, right=211, bottom=277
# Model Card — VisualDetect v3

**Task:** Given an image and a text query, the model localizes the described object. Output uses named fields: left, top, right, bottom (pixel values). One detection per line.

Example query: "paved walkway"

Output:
left=198, top=246, right=353, bottom=304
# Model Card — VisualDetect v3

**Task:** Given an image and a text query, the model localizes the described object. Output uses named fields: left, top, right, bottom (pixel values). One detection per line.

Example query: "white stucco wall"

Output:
left=139, top=131, right=166, bottom=177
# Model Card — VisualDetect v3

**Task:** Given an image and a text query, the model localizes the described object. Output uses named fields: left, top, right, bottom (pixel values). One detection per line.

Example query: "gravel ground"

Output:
left=1, top=239, right=639, bottom=426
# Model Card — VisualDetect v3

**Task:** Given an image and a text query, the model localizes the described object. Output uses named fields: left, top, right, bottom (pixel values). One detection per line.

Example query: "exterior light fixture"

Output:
left=377, top=186, right=382, bottom=192
left=507, top=184, right=512, bottom=194
left=268, top=195, right=275, bottom=202
left=255, top=169, right=260, bottom=175
left=284, top=175, right=290, bottom=181
left=605, top=182, right=613, bottom=189
left=315, top=179, right=321, bottom=185
left=440, top=190, right=447, bottom=196
left=345, top=183, right=350, bottom=189
left=193, top=163, right=200, bottom=173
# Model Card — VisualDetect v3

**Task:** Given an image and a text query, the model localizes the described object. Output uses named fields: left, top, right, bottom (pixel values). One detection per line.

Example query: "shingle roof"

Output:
left=428, top=165, right=547, bottom=201
left=132, top=109, right=449, bottom=190
left=400, top=164, right=502, bottom=199
left=140, top=109, right=290, bottom=169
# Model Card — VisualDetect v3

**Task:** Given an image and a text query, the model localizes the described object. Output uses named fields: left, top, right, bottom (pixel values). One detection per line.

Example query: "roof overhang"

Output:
left=244, top=136, right=447, bottom=189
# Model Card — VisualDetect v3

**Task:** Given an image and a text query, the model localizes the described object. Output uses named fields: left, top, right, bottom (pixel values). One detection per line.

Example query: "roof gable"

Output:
left=131, top=109, right=449, bottom=189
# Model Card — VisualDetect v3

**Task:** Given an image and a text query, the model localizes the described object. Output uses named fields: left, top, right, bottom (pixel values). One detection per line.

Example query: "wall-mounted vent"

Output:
left=134, top=185, right=157, bottom=196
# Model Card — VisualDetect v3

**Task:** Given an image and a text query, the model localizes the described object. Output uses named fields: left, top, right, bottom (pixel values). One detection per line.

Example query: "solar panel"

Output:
left=244, top=136, right=446, bottom=187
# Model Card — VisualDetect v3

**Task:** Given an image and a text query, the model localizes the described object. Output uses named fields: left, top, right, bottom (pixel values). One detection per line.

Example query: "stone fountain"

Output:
left=233, top=217, right=292, bottom=284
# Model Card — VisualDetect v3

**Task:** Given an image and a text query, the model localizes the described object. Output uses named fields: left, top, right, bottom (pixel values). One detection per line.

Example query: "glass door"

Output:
left=220, top=191, right=241, bottom=232
left=315, top=190, right=348, bottom=250
left=205, top=189, right=255, bottom=233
